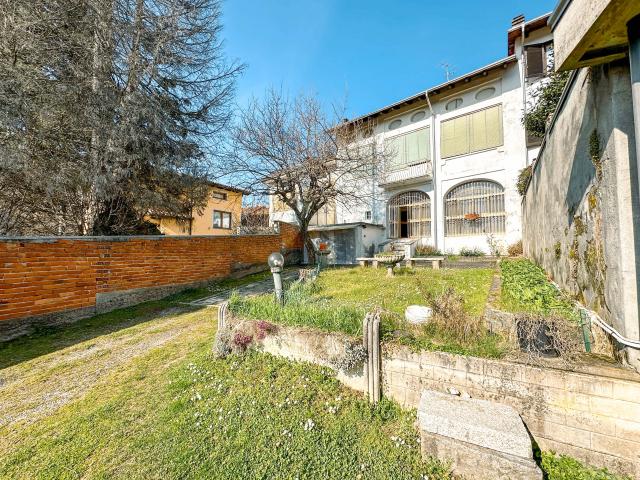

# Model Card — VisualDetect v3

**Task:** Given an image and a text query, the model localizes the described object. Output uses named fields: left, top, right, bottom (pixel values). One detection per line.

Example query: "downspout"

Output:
left=521, top=21, right=529, bottom=166
left=425, top=92, right=438, bottom=249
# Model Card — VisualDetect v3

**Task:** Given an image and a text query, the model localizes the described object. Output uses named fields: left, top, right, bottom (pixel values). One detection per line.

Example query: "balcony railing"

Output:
left=380, top=160, right=433, bottom=186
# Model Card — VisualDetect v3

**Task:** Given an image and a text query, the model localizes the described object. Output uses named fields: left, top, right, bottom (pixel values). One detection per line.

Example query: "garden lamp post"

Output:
left=268, top=252, right=285, bottom=305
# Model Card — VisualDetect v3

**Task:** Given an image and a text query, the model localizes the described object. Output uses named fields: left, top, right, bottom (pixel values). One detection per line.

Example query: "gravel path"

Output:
left=188, top=270, right=300, bottom=307
left=0, top=273, right=299, bottom=429
left=0, top=307, right=201, bottom=429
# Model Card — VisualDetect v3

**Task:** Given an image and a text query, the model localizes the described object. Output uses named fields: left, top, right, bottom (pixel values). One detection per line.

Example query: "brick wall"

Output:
left=0, top=223, right=301, bottom=339
left=259, top=324, right=640, bottom=478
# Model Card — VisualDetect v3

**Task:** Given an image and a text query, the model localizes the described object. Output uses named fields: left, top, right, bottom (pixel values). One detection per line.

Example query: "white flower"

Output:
left=303, top=418, right=315, bottom=431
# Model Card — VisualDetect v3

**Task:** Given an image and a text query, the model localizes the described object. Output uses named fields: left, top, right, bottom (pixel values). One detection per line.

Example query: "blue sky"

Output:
left=222, top=0, right=557, bottom=119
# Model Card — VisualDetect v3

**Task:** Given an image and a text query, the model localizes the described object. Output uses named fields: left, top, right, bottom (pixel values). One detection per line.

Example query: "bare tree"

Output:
left=240, top=197, right=271, bottom=234
left=225, top=90, right=387, bottom=262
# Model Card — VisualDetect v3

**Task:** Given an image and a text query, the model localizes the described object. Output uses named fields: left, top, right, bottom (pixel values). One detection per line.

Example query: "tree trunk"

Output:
left=301, top=225, right=316, bottom=266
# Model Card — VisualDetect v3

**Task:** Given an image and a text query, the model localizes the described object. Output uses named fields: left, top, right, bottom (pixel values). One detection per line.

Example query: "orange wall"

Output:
left=0, top=223, right=301, bottom=325
left=152, top=187, right=244, bottom=236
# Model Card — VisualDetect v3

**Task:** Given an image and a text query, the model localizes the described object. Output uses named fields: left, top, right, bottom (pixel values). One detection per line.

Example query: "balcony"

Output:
left=379, top=160, right=433, bottom=187
left=550, top=0, right=640, bottom=70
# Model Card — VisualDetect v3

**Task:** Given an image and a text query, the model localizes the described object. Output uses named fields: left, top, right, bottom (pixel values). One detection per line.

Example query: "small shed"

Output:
left=306, top=222, right=386, bottom=265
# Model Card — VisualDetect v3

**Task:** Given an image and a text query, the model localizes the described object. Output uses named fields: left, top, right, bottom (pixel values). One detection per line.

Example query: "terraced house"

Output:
left=271, top=13, right=554, bottom=263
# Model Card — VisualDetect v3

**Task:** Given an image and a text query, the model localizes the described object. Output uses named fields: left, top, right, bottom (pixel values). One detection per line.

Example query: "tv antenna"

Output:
left=441, top=62, right=456, bottom=81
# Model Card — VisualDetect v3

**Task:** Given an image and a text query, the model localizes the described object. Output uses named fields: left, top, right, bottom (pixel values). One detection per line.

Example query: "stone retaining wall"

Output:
left=260, top=324, right=640, bottom=478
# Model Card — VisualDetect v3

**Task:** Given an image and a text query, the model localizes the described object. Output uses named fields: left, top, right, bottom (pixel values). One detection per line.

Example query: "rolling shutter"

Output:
left=469, top=105, right=503, bottom=152
left=441, top=115, right=470, bottom=158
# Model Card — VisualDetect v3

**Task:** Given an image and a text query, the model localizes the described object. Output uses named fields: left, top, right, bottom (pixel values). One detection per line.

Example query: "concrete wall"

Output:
left=260, top=324, right=640, bottom=478
left=522, top=61, right=640, bottom=371
left=0, top=223, right=301, bottom=341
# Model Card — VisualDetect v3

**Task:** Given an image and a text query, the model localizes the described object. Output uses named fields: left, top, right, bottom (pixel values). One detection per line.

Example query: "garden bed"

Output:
left=229, top=266, right=509, bottom=358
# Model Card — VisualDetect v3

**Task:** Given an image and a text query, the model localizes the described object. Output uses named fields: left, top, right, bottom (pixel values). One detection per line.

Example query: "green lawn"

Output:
left=0, top=288, right=628, bottom=480
left=230, top=266, right=508, bottom=358
left=0, top=313, right=451, bottom=479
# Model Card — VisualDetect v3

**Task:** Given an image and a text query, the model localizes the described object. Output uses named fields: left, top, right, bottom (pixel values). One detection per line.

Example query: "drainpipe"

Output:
left=521, top=21, right=529, bottom=167
left=425, top=92, right=438, bottom=249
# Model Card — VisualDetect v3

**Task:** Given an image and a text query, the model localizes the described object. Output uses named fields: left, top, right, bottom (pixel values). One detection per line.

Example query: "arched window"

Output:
left=389, top=119, right=402, bottom=130
left=475, top=87, right=496, bottom=101
left=445, top=98, right=463, bottom=111
left=410, top=111, right=426, bottom=122
left=388, top=191, right=431, bottom=239
left=444, top=180, right=505, bottom=236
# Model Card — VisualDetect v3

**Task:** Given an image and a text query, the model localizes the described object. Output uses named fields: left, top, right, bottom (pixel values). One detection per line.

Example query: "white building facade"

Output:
left=271, top=14, right=554, bottom=262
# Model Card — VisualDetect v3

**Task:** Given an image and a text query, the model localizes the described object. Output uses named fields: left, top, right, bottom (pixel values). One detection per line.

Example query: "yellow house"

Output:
left=148, top=182, right=247, bottom=236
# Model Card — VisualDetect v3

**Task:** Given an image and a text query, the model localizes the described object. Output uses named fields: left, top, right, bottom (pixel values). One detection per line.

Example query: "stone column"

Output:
left=627, top=14, right=640, bottom=370
left=363, top=311, right=381, bottom=404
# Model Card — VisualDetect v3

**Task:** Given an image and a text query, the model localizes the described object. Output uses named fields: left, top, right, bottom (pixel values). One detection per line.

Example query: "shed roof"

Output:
left=308, top=222, right=385, bottom=232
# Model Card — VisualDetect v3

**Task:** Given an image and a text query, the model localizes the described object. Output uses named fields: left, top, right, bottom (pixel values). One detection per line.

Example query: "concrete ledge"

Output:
left=95, top=281, right=209, bottom=313
left=0, top=305, right=98, bottom=342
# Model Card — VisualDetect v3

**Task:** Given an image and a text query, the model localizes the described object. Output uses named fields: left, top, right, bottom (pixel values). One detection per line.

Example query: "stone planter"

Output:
left=374, top=254, right=405, bottom=277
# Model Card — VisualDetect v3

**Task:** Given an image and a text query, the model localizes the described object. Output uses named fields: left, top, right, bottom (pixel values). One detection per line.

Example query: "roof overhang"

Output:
left=308, top=222, right=385, bottom=232
left=550, top=0, right=640, bottom=71
left=507, top=13, right=552, bottom=55
left=206, top=181, right=250, bottom=195
left=347, top=55, right=517, bottom=125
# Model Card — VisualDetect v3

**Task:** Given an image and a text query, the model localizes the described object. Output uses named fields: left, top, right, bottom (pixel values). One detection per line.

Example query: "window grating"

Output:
left=444, top=180, right=505, bottom=236
left=388, top=191, right=431, bottom=239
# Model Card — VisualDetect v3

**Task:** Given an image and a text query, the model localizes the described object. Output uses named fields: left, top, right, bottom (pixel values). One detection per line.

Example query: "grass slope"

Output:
left=0, top=320, right=451, bottom=479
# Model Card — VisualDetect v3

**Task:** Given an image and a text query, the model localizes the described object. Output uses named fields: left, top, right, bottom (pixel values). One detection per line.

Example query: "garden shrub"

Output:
left=507, top=240, right=523, bottom=257
left=213, top=327, right=233, bottom=359
left=517, top=165, right=533, bottom=196
left=426, top=287, right=484, bottom=343
left=522, top=70, right=571, bottom=138
left=415, top=244, right=442, bottom=257
left=459, top=247, right=484, bottom=257
left=500, top=259, right=576, bottom=320
left=516, top=313, right=583, bottom=363
left=330, top=341, right=368, bottom=373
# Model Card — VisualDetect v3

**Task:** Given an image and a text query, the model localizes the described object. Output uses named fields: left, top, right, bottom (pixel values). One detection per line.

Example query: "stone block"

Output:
left=418, top=390, right=542, bottom=479
left=421, top=431, right=542, bottom=480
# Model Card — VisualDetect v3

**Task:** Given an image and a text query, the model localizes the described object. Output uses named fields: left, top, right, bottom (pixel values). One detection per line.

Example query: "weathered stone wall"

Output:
left=261, top=325, right=640, bottom=478
left=522, top=60, right=640, bottom=371
left=383, top=346, right=640, bottom=478
left=0, top=223, right=301, bottom=340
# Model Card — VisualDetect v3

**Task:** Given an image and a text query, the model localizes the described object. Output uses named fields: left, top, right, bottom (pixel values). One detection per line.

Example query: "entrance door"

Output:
left=399, top=207, right=409, bottom=238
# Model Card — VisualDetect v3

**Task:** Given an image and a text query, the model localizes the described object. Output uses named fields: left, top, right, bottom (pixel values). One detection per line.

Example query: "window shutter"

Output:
left=525, top=46, right=545, bottom=79
left=470, top=105, right=503, bottom=152
left=387, top=136, right=404, bottom=170
left=441, top=115, right=469, bottom=158
left=404, top=127, right=430, bottom=165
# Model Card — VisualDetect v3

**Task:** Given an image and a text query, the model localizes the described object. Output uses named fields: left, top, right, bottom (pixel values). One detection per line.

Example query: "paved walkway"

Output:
left=187, top=270, right=300, bottom=307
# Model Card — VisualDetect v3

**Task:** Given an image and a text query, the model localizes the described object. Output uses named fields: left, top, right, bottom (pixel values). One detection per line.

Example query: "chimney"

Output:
left=511, top=14, right=525, bottom=27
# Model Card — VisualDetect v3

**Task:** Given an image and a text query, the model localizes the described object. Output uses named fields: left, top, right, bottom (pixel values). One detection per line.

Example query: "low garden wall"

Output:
left=0, top=223, right=301, bottom=340
left=260, top=324, right=640, bottom=478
